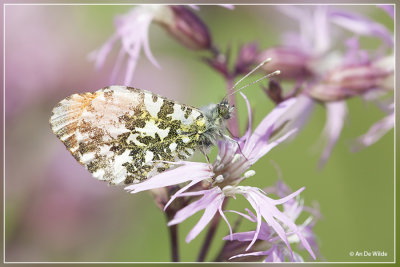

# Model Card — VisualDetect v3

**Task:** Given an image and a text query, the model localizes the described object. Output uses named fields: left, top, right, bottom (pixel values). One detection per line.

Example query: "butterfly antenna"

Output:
left=224, top=58, right=280, bottom=99
left=233, top=58, right=271, bottom=89
left=226, top=69, right=281, bottom=98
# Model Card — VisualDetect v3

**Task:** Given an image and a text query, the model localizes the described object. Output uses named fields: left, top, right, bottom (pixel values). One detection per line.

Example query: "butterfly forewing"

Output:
left=50, top=86, right=208, bottom=184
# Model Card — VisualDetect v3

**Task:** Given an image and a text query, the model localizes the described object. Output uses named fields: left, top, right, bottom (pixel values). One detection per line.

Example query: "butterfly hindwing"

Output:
left=50, top=86, right=208, bottom=184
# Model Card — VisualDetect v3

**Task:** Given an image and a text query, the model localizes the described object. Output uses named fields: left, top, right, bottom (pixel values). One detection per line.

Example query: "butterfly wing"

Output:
left=50, top=86, right=208, bottom=184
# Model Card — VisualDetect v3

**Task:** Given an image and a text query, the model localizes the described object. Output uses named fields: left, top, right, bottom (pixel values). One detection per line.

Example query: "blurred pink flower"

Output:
left=89, top=5, right=163, bottom=85
left=264, top=6, right=394, bottom=167
left=377, top=4, right=394, bottom=19
left=90, top=5, right=213, bottom=85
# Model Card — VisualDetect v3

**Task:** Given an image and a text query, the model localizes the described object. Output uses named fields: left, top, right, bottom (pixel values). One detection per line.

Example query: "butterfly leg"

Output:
left=200, top=147, right=211, bottom=165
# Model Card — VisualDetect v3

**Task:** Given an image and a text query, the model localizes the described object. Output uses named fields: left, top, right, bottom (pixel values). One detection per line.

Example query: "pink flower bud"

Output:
left=263, top=80, right=283, bottom=104
left=308, top=63, right=392, bottom=102
left=157, top=6, right=212, bottom=50
left=257, top=48, right=313, bottom=80
left=235, top=43, right=259, bottom=74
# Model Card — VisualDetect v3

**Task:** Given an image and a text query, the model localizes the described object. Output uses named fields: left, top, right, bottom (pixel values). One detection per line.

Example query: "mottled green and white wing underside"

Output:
left=50, top=86, right=208, bottom=185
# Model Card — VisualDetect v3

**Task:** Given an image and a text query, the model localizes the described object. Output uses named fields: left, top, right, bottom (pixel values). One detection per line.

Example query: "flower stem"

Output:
left=165, top=203, right=180, bottom=262
left=197, top=199, right=228, bottom=262
left=168, top=224, right=179, bottom=262
left=214, top=215, right=243, bottom=262
left=197, top=211, right=221, bottom=262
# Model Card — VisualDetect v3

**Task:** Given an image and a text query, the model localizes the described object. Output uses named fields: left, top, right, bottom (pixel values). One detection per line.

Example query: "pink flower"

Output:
left=167, top=187, right=226, bottom=243
left=89, top=5, right=164, bottom=85
left=125, top=95, right=315, bottom=260
left=89, top=5, right=213, bottom=85
left=224, top=181, right=321, bottom=262
left=264, top=6, right=394, bottom=167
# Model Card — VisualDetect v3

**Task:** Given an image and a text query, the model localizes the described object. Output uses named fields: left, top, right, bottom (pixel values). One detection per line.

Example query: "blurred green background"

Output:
left=4, top=5, right=394, bottom=262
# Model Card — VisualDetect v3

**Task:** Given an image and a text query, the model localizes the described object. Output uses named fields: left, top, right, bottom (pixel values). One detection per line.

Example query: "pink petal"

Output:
left=249, top=129, right=297, bottom=164
left=329, top=9, right=393, bottom=47
left=292, top=252, right=305, bottom=262
left=272, top=187, right=305, bottom=205
left=124, top=50, right=140, bottom=85
left=243, top=192, right=263, bottom=251
left=277, top=6, right=314, bottom=51
left=243, top=97, right=297, bottom=159
left=141, top=16, right=161, bottom=69
left=185, top=193, right=225, bottom=242
left=164, top=179, right=202, bottom=211
left=89, top=33, right=119, bottom=69
left=223, top=230, right=256, bottom=242
left=271, top=95, right=314, bottom=141
left=318, top=101, right=348, bottom=168
left=229, top=250, right=269, bottom=260
left=258, top=205, right=294, bottom=259
left=110, top=47, right=126, bottom=84
left=353, top=112, right=394, bottom=151
left=219, top=206, right=233, bottom=240
left=124, top=162, right=211, bottom=193
left=251, top=190, right=316, bottom=260
left=224, top=209, right=255, bottom=222
left=168, top=187, right=221, bottom=226
left=253, top=98, right=297, bottom=139
left=264, top=247, right=284, bottom=262
left=313, top=6, right=331, bottom=54
left=237, top=92, right=252, bottom=144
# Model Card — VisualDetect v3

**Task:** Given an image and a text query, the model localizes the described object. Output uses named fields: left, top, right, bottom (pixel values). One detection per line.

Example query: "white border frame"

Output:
left=2, top=2, right=396, bottom=264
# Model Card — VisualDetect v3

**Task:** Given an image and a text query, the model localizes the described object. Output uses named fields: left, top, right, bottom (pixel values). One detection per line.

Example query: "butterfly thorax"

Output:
left=199, top=99, right=234, bottom=151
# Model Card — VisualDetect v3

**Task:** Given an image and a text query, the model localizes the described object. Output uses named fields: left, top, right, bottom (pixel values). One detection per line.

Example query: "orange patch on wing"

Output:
left=50, top=92, right=100, bottom=158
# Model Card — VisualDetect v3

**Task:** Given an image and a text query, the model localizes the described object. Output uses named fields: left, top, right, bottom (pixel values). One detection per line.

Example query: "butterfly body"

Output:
left=50, top=86, right=232, bottom=185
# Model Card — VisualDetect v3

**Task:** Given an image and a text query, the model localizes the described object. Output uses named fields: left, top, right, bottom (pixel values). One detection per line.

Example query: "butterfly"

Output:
left=50, top=86, right=233, bottom=185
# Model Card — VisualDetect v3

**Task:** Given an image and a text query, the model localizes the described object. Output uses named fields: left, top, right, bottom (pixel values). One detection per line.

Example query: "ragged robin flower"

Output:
left=223, top=180, right=321, bottom=262
left=89, top=5, right=212, bottom=85
left=261, top=5, right=394, bottom=167
left=125, top=95, right=316, bottom=261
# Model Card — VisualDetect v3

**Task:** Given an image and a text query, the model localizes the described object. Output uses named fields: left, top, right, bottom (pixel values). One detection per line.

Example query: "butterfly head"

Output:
left=217, top=99, right=234, bottom=120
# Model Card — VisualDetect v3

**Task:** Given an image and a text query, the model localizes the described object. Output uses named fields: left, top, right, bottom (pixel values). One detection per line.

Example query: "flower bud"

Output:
left=150, top=187, right=169, bottom=210
left=263, top=79, right=284, bottom=104
left=308, top=63, right=392, bottom=102
left=256, top=47, right=313, bottom=80
left=235, top=43, right=259, bottom=74
left=204, top=53, right=229, bottom=77
left=155, top=6, right=212, bottom=50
